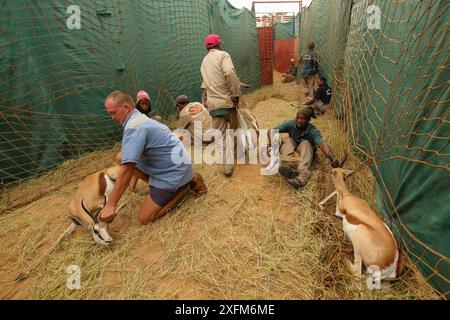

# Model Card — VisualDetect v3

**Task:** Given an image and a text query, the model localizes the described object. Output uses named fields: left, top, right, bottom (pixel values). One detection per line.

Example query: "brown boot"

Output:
left=287, top=178, right=305, bottom=190
left=190, top=172, right=207, bottom=195
left=278, top=165, right=299, bottom=179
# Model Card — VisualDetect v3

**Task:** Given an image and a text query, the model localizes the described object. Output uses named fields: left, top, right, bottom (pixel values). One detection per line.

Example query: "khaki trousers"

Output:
left=280, top=136, right=314, bottom=185
left=211, top=110, right=238, bottom=171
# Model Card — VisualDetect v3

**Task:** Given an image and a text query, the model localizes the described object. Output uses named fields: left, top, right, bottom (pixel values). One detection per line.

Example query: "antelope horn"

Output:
left=338, top=153, right=348, bottom=168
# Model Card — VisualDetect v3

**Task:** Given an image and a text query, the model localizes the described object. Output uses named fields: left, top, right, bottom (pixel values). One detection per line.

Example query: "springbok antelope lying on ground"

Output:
left=15, top=167, right=119, bottom=281
left=68, top=166, right=119, bottom=245
left=330, top=168, right=402, bottom=288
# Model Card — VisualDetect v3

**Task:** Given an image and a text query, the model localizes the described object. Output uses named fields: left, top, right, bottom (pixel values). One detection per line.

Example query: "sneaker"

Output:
left=278, top=165, right=299, bottom=179
left=287, top=178, right=304, bottom=190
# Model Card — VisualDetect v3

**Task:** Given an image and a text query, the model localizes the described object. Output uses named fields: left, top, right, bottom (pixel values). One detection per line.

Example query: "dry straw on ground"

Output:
left=0, top=72, right=440, bottom=299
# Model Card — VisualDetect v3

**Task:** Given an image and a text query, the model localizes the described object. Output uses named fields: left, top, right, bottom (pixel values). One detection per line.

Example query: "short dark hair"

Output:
left=318, top=75, right=327, bottom=83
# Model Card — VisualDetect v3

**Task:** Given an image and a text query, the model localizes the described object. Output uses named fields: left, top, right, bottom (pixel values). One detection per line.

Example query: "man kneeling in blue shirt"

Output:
left=268, top=106, right=339, bottom=189
left=100, top=91, right=206, bottom=225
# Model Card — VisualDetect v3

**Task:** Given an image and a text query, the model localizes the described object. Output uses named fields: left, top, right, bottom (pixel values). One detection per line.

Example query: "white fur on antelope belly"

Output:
left=342, top=215, right=358, bottom=240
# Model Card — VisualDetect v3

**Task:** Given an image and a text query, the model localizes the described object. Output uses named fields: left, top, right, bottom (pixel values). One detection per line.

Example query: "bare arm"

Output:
left=99, top=163, right=135, bottom=222
left=319, top=143, right=339, bottom=167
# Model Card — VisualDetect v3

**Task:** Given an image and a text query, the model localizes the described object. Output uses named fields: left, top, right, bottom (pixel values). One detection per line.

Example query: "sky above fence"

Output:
left=228, top=0, right=312, bottom=14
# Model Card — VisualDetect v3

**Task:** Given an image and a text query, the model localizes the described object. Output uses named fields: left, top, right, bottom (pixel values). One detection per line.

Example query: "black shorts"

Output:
left=149, top=182, right=190, bottom=207
left=149, top=186, right=177, bottom=207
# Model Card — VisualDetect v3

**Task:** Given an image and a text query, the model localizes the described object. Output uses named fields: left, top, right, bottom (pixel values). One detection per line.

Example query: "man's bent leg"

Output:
left=138, top=194, right=162, bottom=225
left=280, top=136, right=296, bottom=157
left=284, top=74, right=295, bottom=83
left=311, top=100, right=326, bottom=117
left=294, top=140, right=314, bottom=186
left=138, top=186, right=177, bottom=224
left=138, top=174, right=206, bottom=225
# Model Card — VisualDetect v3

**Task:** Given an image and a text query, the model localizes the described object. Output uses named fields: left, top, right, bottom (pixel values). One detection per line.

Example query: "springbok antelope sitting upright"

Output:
left=330, top=168, right=402, bottom=288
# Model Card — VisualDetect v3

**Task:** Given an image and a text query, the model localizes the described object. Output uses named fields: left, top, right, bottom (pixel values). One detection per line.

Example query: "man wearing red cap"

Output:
left=200, top=34, right=241, bottom=177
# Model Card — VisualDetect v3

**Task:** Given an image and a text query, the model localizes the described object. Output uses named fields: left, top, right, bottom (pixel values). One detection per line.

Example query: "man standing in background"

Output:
left=298, top=42, right=319, bottom=97
left=200, top=34, right=241, bottom=177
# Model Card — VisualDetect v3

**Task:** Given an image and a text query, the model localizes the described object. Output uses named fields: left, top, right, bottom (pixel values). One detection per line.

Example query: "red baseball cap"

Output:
left=205, top=34, right=222, bottom=49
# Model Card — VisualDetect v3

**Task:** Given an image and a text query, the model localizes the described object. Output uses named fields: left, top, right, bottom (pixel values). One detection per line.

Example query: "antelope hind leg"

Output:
left=352, top=251, right=363, bottom=277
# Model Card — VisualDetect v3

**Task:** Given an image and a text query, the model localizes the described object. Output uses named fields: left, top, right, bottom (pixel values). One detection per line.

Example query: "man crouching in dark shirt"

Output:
left=304, top=75, right=333, bottom=117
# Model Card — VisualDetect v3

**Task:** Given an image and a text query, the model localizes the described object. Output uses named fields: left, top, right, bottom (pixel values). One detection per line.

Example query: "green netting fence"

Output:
left=0, top=0, right=260, bottom=187
left=299, top=0, right=449, bottom=297
left=274, top=13, right=300, bottom=40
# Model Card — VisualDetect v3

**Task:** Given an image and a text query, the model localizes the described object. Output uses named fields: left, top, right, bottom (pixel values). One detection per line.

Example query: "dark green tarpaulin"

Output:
left=274, top=14, right=300, bottom=40
left=0, top=0, right=260, bottom=184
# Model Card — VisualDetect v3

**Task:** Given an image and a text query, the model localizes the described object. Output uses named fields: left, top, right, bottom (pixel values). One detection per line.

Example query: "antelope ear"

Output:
left=344, top=169, right=355, bottom=177
left=98, top=172, right=107, bottom=196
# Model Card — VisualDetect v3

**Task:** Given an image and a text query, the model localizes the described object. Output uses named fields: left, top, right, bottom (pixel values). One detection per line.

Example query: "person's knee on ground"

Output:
left=137, top=172, right=206, bottom=225
left=137, top=194, right=162, bottom=225
left=138, top=185, right=190, bottom=225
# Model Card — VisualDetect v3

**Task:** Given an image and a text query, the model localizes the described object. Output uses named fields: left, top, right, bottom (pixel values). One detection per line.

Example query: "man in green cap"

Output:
left=267, top=106, right=339, bottom=189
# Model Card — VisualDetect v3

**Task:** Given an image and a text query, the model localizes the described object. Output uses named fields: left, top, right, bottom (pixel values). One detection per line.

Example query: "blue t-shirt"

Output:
left=121, top=109, right=193, bottom=189
left=275, top=120, right=324, bottom=149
